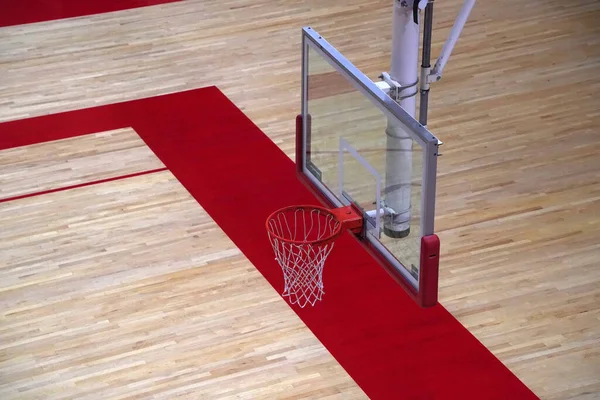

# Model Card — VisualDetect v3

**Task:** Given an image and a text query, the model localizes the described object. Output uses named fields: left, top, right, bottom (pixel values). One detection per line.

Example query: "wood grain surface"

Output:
left=0, top=0, right=599, bottom=398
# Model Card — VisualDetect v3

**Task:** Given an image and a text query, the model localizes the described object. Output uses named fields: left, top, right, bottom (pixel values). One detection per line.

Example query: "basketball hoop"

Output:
left=266, top=205, right=362, bottom=308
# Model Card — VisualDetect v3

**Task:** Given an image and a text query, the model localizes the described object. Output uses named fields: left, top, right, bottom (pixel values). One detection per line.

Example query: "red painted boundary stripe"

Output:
left=0, top=0, right=181, bottom=28
left=0, top=167, right=168, bottom=204
left=0, top=87, right=539, bottom=399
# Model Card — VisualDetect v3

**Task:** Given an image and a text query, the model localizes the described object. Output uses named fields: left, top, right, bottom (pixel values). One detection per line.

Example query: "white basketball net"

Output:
left=266, top=207, right=341, bottom=308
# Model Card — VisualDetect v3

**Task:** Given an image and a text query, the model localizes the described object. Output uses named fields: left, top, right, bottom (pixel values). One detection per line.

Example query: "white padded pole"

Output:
left=384, top=0, right=420, bottom=237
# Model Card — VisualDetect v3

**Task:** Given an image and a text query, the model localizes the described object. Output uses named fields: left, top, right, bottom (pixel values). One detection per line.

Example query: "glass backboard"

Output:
left=298, top=27, right=440, bottom=305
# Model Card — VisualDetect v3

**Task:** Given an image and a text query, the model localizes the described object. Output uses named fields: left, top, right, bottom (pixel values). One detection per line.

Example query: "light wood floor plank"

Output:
left=0, top=128, right=164, bottom=199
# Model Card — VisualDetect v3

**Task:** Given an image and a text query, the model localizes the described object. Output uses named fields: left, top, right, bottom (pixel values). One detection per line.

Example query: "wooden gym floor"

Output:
left=1, top=0, right=599, bottom=399
left=0, top=128, right=366, bottom=398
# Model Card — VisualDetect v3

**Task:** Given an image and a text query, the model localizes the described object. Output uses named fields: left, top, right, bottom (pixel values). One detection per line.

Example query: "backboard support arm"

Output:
left=430, top=0, right=476, bottom=80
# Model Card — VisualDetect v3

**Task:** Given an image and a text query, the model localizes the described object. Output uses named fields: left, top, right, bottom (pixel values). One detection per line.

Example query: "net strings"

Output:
left=267, top=208, right=340, bottom=307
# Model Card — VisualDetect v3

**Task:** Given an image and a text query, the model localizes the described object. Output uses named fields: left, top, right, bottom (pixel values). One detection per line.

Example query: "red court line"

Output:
left=0, top=167, right=168, bottom=204
left=0, top=0, right=181, bottom=28
left=0, top=87, right=539, bottom=399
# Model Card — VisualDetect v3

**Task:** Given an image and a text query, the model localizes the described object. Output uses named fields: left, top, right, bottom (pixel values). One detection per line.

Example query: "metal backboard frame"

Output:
left=298, top=26, right=440, bottom=305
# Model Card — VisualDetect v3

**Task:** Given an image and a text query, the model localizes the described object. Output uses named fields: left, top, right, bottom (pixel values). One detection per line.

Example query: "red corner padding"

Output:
left=419, top=234, right=441, bottom=307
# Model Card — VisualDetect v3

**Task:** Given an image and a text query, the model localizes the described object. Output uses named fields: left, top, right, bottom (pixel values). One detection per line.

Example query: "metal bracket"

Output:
left=331, top=205, right=364, bottom=234
left=428, top=72, right=442, bottom=83
left=421, top=65, right=441, bottom=87
left=436, top=139, right=443, bottom=156
left=376, top=72, right=419, bottom=103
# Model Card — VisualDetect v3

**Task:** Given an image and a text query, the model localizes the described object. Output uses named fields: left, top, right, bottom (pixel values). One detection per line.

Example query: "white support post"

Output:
left=384, top=0, right=422, bottom=238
